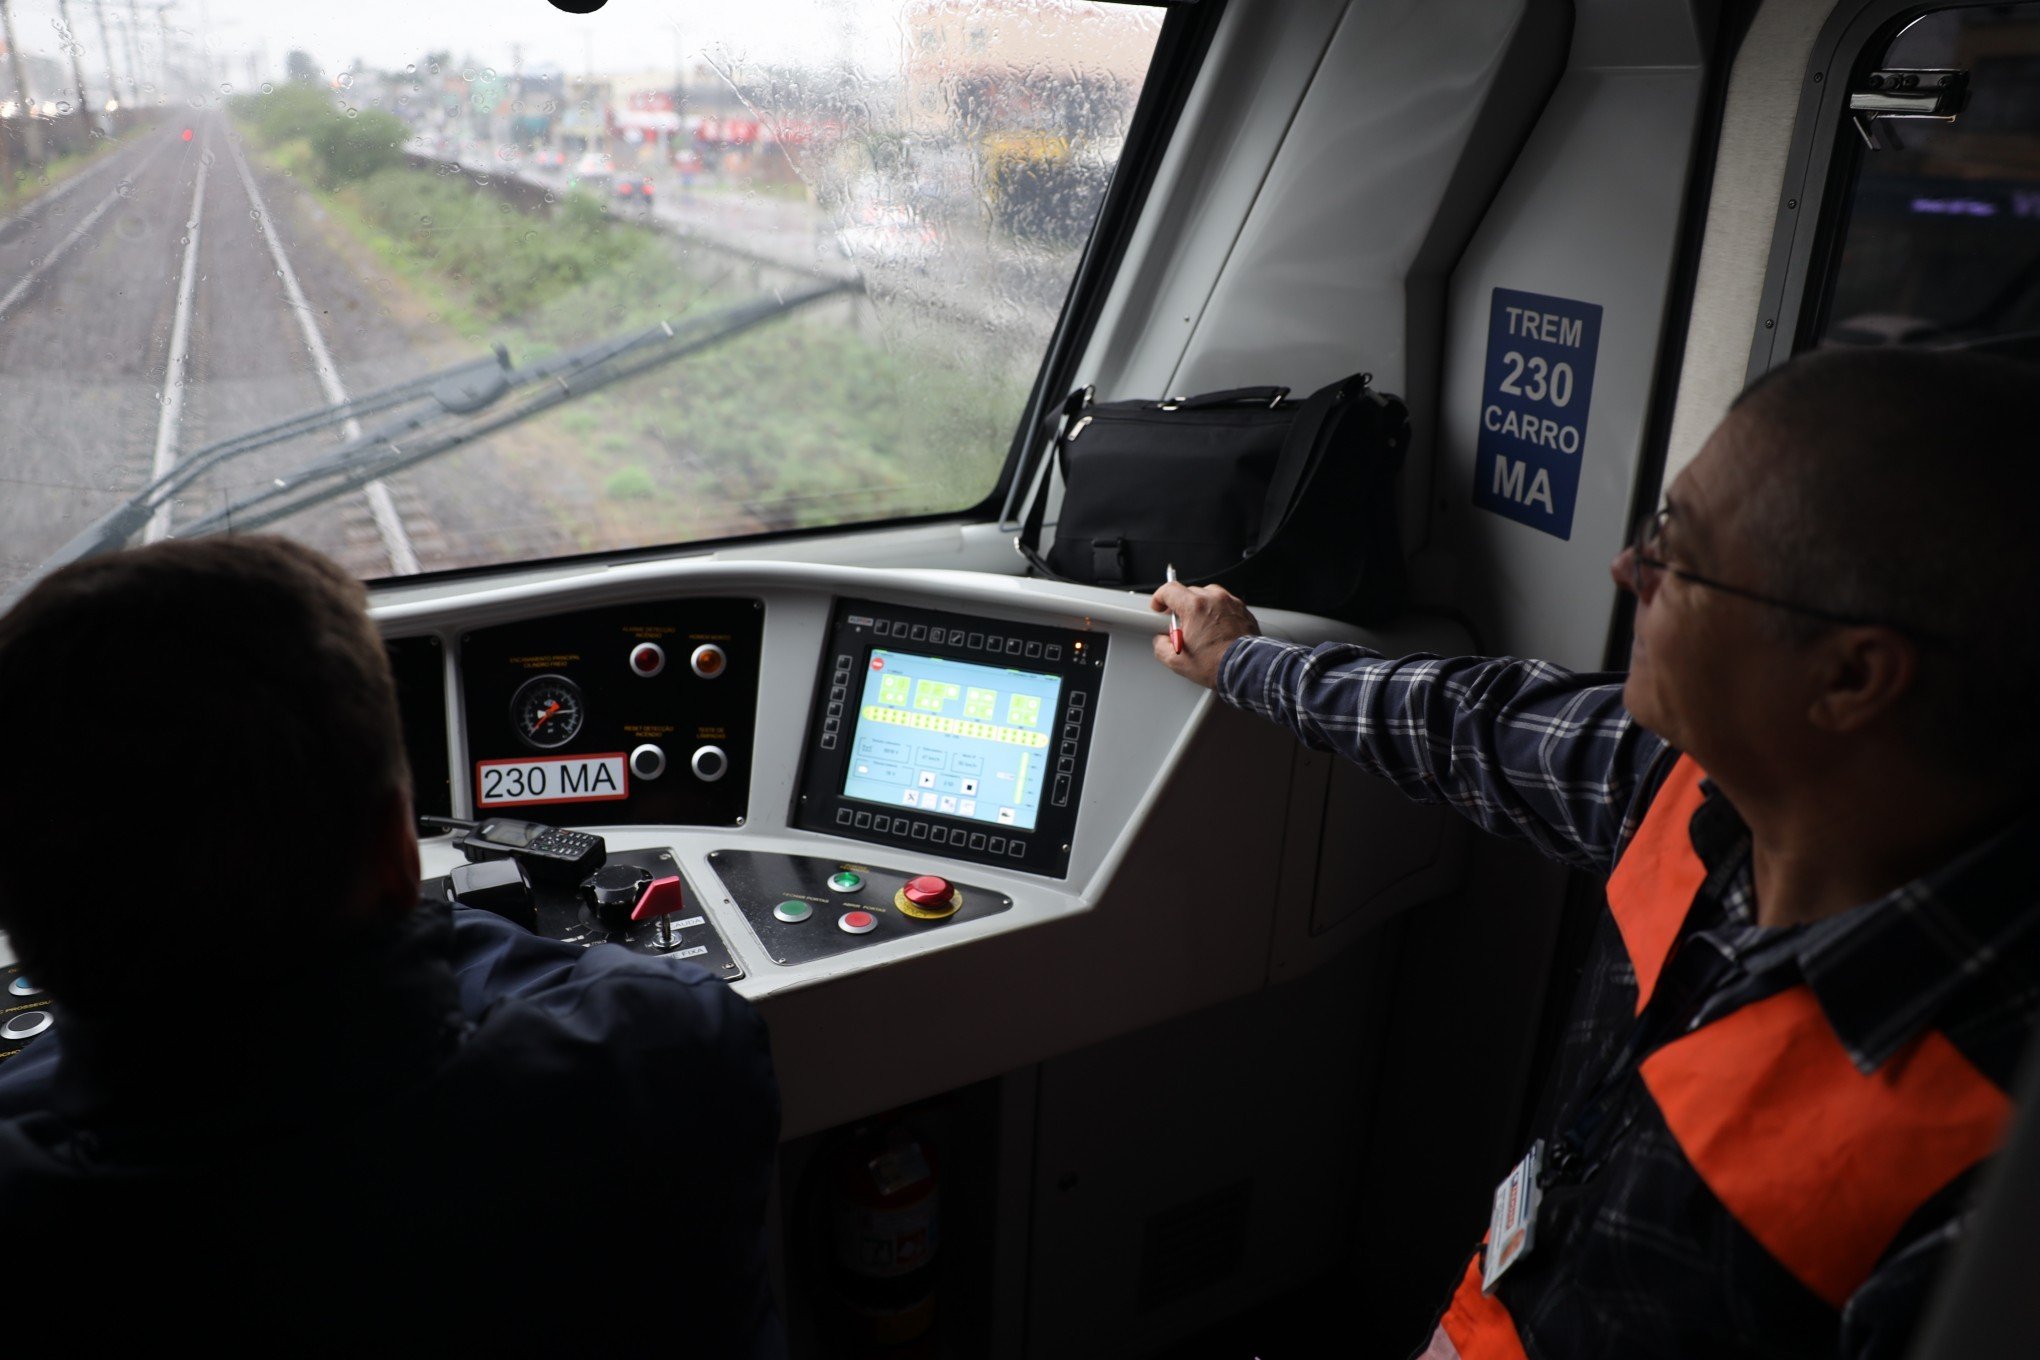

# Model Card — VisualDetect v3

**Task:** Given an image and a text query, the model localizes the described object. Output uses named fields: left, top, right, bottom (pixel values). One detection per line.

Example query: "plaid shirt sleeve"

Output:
left=1217, top=635, right=1672, bottom=873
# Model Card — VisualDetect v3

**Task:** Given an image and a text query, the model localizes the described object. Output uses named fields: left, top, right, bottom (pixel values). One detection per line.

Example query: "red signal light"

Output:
left=181, top=128, right=193, bottom=142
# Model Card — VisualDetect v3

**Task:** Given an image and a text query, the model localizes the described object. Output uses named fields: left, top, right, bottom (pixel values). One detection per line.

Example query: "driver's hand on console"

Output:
left=1150, top=581, right=1261, bottom=690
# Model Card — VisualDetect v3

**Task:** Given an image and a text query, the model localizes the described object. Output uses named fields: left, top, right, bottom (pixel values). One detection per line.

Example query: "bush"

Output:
left=234, top=87, right=406, bottom=189
left=307, top=111, right=408, bottom=188
left=236, top=84, right=340, bottom=148
left=349, top=169, right=649, bottom=319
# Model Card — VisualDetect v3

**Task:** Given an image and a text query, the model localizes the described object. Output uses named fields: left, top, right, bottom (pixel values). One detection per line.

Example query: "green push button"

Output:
left=773, top=900, right=814, bottom=923
left=828, top=871, right=864, bottom=893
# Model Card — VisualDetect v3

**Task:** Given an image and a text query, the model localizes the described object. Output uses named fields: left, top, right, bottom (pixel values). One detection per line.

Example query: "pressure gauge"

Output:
left=511, top=674, right=585, bottom=751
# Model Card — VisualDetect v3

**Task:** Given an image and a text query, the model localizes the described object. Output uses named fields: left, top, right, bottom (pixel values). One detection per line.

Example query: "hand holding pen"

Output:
left=1149, top=573, right=1262, bottom=691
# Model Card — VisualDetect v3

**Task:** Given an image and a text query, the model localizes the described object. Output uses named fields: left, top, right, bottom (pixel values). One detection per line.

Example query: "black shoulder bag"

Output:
left=1015, top=372, right=1410, bottom=622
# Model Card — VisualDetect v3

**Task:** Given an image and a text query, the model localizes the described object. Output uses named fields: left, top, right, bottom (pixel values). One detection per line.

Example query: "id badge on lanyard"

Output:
left=1482, top=1139, right=1545, bottom=1293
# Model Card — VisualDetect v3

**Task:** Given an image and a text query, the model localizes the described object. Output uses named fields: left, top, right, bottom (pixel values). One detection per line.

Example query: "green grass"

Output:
left=1, top=133, right=124, bottom=215
left=603, top=465, right=657, bottom=501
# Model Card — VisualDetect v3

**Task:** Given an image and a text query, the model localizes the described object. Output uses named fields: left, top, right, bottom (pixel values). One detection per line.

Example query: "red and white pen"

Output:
left=1166, top=564, right=1184, bottom=655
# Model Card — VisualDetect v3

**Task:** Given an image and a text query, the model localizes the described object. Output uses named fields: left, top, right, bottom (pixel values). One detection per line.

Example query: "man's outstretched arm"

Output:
left=1151, top=581, right=1670, bottom=873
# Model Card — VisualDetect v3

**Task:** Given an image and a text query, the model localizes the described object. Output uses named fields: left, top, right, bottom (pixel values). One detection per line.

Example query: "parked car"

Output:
left=613, top=175, right=657, bottom=211
left=836, top=202, right=939, bottom=270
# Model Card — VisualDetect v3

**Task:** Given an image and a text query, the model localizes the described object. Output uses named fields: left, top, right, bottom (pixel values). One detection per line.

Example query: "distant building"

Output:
left=898, top=0, right=1158, bottom=139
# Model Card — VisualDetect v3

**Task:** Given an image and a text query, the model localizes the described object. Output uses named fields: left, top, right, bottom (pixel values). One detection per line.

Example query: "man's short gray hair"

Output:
left=1729, top=346, right=2037, bottom=779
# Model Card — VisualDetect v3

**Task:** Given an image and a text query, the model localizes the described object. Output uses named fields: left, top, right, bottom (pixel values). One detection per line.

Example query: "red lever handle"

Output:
left=630, top=875, right=685, bottom=923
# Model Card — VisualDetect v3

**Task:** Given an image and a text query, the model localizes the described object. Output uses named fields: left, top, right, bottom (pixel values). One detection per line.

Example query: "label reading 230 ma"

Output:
left=476, top=753, right=630, bottom=807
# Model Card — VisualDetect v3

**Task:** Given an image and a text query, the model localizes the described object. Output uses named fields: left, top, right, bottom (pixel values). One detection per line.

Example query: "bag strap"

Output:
left=1246, top=373, right=1366, bottom=559
left=1014, top=389, right=1087, bottom=578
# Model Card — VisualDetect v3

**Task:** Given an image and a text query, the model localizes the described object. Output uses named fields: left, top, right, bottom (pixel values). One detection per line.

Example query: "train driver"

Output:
left=0, top=536, right=785, bottom=1355
left=1151, top=346, right=2037, bottom=1360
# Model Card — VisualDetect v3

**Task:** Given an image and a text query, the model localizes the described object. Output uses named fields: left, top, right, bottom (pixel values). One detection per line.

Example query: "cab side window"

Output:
left=1816, top=5, right=2040, bottom=355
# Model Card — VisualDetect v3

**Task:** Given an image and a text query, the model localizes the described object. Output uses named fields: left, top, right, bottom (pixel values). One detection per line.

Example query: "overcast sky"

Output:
left=7, top=0, right=917, bottom=91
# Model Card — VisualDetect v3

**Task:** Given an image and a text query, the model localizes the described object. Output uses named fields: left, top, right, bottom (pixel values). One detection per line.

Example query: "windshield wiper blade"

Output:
left=27, top=348, right=515, bottom=584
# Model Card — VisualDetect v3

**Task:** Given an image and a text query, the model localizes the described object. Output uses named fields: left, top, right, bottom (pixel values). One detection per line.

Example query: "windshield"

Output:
left=0, top=0, right=1164, bottom=590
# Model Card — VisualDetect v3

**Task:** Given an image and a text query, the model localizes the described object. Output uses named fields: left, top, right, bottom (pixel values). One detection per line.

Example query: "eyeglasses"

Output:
left=1629, top=507, right=1920, bottom=633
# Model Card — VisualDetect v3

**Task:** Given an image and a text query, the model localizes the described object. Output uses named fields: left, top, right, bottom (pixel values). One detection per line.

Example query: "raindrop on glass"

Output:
left=337, top=73, right=355, bottom=90
left=260, top=82, right=274, bottom=94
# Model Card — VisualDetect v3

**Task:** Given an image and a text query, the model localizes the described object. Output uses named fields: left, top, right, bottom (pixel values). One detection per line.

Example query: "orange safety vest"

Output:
left=1432, top=756, right=2013, bottom=1360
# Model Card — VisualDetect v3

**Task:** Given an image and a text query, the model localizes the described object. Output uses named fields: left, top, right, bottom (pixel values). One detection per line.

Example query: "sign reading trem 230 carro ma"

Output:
left=1473, top=287, right=1603, bottom=540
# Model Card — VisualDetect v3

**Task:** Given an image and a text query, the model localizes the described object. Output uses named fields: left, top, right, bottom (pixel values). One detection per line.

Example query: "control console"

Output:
left=706, top=849, right=1013, bottom=966
left=792, top=599, right=1104, bottom=877
left=428, top=847, right=744, bottom=983
left=460, top=599, right=762, bottom=826
left=1, top=963, right=53, bottom=1064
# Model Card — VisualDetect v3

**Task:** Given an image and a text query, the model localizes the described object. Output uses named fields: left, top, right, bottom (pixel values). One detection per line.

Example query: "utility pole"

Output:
left=154, top=2, right=173, bottom=101
left=57, top=0, right=101, bottom=137
left=123, top=0, right=141, bottom=102
left=91, top=0, right=124, bottom=120
left=0, top=0, right=46, bottom=162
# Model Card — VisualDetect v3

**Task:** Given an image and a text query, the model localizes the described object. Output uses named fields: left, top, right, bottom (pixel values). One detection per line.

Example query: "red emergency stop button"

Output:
left=903, top=876, right=952, bottom=907
left=896, top=875, right=961, bottom=921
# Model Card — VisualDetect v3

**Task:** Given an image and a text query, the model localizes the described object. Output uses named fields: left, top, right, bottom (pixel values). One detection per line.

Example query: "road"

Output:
left=0, top=115, right=607, bottom=594
left=438, top=136, right=1075, bottom=333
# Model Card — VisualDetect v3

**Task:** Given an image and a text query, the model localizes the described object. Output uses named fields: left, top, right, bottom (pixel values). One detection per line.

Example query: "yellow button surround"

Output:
left=894, top=886, right=962, bottom=920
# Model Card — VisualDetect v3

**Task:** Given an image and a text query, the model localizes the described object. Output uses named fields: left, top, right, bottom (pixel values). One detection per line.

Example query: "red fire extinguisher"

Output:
left=823, top=1121, right=941, bottom=1352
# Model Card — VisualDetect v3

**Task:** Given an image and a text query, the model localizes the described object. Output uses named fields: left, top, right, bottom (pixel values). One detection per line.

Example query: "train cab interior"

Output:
left=1, top=0, right=2036, bottom=1354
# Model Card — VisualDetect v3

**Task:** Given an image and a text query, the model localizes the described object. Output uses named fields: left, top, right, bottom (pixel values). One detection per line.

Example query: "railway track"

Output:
left=0, top=115, right=439, bottom=583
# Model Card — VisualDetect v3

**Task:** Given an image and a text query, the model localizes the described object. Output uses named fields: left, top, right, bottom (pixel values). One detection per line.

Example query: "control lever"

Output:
left=631, top=875, right=688, bottom=949
left=581, top=864, right=653, bottom=934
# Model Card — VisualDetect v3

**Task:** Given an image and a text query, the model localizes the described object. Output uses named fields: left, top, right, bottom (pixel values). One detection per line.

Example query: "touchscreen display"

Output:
left=843, top=649, right=1064, bottom=831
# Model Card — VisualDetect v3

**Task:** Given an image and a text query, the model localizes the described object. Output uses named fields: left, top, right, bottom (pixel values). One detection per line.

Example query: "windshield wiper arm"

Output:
left=176, top=278, right=858, bottom=542
left=22, top=278, right=857, bottom=588
left=26, top=348, right=515, bottom=583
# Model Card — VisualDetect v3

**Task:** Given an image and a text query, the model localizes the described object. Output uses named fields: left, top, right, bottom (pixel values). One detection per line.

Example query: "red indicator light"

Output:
left=180, top=128, right=193, bottom=142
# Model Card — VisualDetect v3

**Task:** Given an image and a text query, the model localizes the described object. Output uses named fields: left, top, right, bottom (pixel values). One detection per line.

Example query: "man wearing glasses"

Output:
left=1150, top=347, right=2035, bottom=1360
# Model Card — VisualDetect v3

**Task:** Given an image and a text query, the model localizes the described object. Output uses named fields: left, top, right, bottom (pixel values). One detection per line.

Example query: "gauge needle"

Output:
left=530, top=701, right=561, bottom=732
